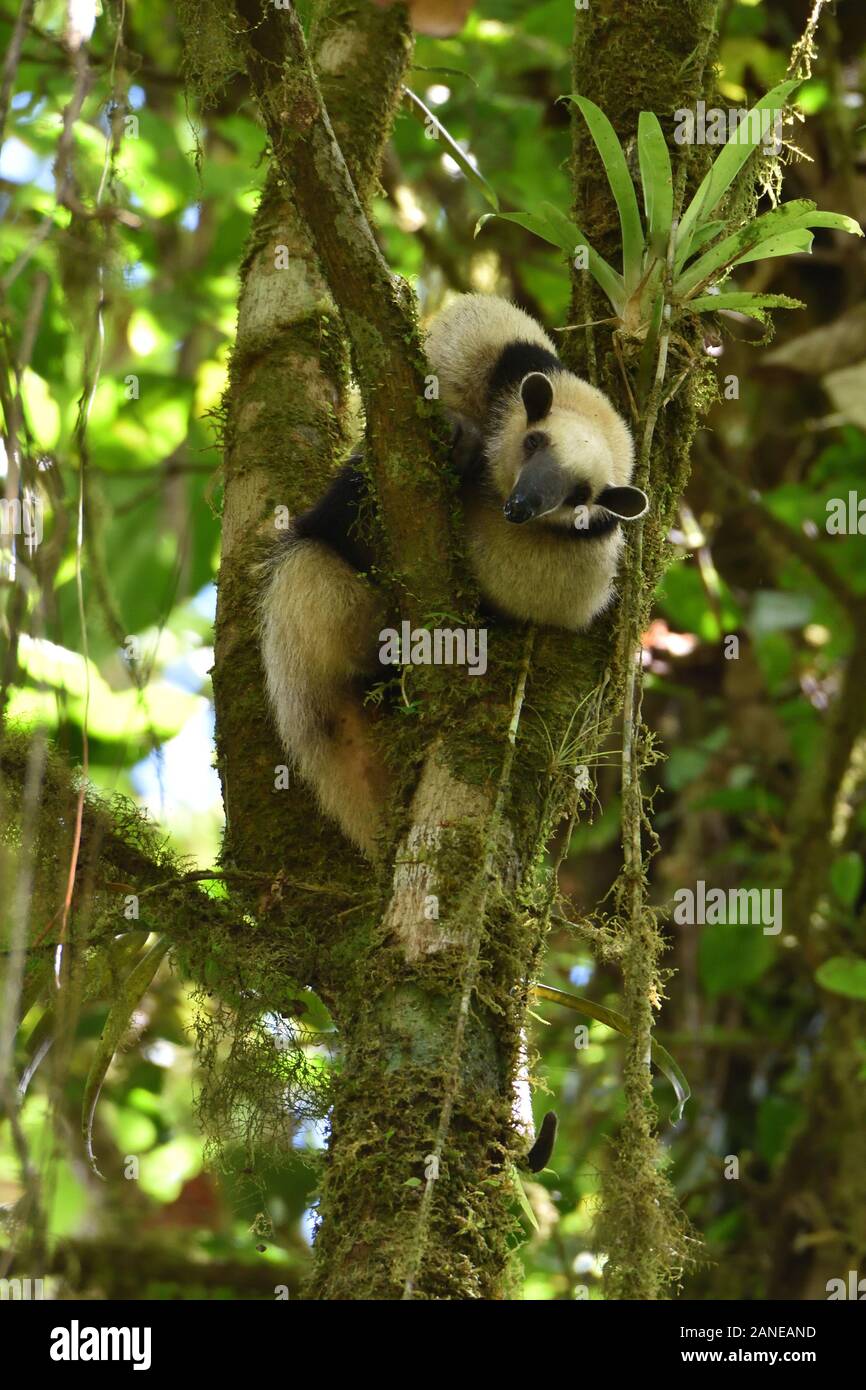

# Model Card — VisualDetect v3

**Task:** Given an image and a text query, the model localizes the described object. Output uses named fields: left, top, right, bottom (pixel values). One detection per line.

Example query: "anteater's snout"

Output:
left=504, top=450, right=569, bottom=525
left=503, top=492, right=541, bottom=524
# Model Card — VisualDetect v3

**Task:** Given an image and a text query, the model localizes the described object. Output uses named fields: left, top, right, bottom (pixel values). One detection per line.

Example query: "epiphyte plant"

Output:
left=474, top=79, right=861, bottom=351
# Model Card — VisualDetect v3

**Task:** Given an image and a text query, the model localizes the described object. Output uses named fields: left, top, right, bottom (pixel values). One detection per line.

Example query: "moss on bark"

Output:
left=186, top=0, right=726, bottom=1301
left=559, top=0, right=722, bottom=1299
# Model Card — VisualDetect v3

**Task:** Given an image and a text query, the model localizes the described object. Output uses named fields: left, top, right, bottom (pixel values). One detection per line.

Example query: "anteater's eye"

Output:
left=523, top=431, right=548, bottom=454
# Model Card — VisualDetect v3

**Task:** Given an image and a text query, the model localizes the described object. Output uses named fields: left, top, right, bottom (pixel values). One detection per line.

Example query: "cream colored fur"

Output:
left=462, top=491, right=624, bottom=632
left=427, top=294, right=634, bottom=633
left=258, top=542, right=387, bottom=854
left=425, top=294, right=555, bottom=421
left=261, top=294, right=637, bottom=852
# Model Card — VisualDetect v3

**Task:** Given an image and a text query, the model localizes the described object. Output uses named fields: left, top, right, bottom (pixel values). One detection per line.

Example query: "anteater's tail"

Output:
left=258, top=538, right=388, bottom=856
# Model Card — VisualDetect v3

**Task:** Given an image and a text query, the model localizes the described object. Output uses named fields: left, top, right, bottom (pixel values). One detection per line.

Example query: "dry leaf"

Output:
left=765, top=304, right=866, bottom=375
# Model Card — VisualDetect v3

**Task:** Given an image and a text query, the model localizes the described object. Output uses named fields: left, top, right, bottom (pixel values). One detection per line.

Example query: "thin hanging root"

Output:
left=613, top=333, right=640, bottom=423
left=82, top=937, right=170, bottom=1179
left=599, top=194, right=686, bottom=1297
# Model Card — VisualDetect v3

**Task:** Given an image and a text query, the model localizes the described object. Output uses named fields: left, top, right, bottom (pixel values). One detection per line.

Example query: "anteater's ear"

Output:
left=596, top=484, right=649, bottom=520
left=520, top=372, right=554, bottom=424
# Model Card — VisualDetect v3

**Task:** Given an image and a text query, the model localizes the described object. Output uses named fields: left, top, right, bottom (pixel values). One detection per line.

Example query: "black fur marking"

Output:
left=526, top=1111, right=557, bottom=1173
left=563, top=481, right=591, bottom=508
left=520, top=372, right=554, bottom=424
left=292, top=459, right=376, bottom=573
left=561, top=509, right=621, bottom=542
left=487, top=340, right=562, bottom=409
left=523, top=430, right=550, bottom=454
left=289, top=419, right=484, bottom=575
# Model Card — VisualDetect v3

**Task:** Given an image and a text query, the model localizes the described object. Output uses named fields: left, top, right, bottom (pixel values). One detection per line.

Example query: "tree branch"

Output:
left=232, top=0, right=457, bottom=613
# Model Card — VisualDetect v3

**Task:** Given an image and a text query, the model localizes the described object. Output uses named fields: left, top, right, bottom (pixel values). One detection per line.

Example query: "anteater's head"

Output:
left=486, top=371, right=648, bottom=532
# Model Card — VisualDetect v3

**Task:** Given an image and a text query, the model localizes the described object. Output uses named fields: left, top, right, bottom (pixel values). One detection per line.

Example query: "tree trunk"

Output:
left=200, top=0, right=722, bottom=1299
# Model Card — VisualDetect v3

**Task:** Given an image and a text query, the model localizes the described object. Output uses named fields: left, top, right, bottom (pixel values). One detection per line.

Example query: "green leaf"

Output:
left=676, top=199, right=817, bottom=296
left=676, top=78, right=803, bottom=263
left=637, top=111, right=673, bottom=256
left=798, top=211, right=862, bottom=236
left=404, top=87, right=499, bottom=211
left=510, top=1163, right=540, bottom=1231
left=531, top=983, right=690, bottom=1123
left=570, top=95, right=645, bottom=292
left=816, top=955, right=866, bottom=1001
left=699, top=923, right=775, bottom=997
left=687, top=220, right=728, bottom=254
left=687, top=291, right=805, bottom=321
left=82, top=937, right=170, bottom=1179
left=538, top=199, right=589, bottom=254
left=538, top=199, right=628, bottom=312
left=482, top=207, right=625, bottom=314
left=736, top=229, right=814, bottom=264
left=829, top=853, right=865, bottom=908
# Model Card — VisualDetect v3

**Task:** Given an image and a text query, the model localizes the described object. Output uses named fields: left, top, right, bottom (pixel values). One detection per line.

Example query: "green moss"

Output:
left=176, top=0, right=243, bottom=110
left=558, top=0, right=722, bottom=1300
left=311, top=1, right=412, bottom=206
left=179, top=0, right=726, bottom=1301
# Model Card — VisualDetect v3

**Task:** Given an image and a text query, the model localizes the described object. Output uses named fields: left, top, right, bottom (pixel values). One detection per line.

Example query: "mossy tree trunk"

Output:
left=210, top=0, right=414, bottom=901
left=565, top=0, right=721, bottom=1300
left=198, top=0, right=721, bottom=1300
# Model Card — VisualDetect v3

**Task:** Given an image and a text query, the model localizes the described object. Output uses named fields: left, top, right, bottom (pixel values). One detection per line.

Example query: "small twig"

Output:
left=134, top=869, right=363, bottom=900
left=0, top=0, right=36, bottom=145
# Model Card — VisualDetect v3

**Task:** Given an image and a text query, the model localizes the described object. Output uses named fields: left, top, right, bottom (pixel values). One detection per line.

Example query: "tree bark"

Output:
left=564, top=0, right=721, bottom=1299
left=203, top=0, right=724, bottom=1300
left=208, top=0, right=417, bottom=974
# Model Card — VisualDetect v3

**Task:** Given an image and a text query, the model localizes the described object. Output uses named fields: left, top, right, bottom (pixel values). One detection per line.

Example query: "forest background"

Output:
left=1, top=0, right=865, bottom=1301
